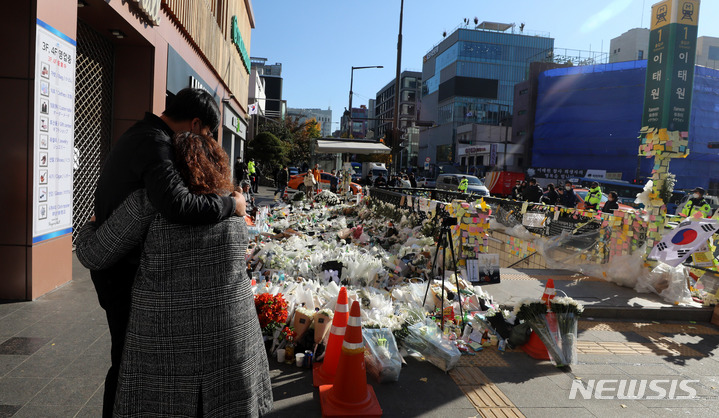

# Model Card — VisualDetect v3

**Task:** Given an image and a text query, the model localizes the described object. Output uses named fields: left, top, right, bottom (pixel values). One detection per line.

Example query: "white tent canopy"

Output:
left=315, top=139, right=390, bottom=155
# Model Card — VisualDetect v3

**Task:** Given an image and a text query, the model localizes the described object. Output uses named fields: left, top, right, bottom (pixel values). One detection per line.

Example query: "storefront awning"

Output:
left=315, top=139, right=391, bottom=155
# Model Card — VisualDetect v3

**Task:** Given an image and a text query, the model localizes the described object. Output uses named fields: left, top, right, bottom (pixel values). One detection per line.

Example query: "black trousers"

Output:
left=90, top=261, right=138, bottom=418
left=250, top=174, right=258, bottom=193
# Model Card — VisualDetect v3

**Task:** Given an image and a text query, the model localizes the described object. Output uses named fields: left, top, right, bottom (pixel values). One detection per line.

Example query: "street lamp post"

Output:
left=348, top=65, right=383, bottom=137
left=392, top=0, right=404, bottom=173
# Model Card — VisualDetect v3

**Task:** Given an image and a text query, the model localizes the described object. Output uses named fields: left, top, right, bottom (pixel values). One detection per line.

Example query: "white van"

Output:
left=436, top=174, right=490, bottom=196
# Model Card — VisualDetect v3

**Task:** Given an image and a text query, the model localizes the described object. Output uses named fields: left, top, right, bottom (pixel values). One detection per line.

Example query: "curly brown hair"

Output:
left=172, top=131, right=233, bottom=195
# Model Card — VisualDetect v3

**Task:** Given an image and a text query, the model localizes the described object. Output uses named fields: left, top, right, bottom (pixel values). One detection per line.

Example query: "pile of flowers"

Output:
left=254, top=292, right=289, bottom=336
left=249, top=195, right=586, bottom=373
left=314, top=190, right=341, bottom=206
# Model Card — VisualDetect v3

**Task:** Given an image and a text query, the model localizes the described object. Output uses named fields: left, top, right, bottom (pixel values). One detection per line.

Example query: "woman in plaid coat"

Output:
left=76, top=132, right=272, bottom=417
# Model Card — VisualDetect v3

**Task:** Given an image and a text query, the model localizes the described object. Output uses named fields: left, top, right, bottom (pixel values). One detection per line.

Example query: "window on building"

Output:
left=459, top=41, right=502, bottom=61
left=212, top=0, right=224, bottom=30
left=708, top=45, right=719, bottom=61
left=403, top=77, right=418, bottom=89
left=517, top=130, right=526, bottom=136
left=437, top=103, right=453, bottom=124
left=401, top=90, right=416, bottom=102
left=519, top=88, right=528, bottom=96
left=638, top=50, right=644, bottom=59
left=518, top=109, right=527, bottom=115
left=401, top=104, right=416, bottom=116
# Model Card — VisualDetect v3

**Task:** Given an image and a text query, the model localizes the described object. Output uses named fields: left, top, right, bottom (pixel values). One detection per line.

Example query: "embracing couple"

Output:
left=75, top=88, right=272, bottom=417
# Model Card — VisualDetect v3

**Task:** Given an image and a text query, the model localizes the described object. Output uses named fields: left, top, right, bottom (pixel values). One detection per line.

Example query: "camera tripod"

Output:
left=422, top=213, right=466, bottom=332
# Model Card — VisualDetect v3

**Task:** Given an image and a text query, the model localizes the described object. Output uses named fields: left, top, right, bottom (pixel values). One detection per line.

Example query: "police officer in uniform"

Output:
left=585, top=181, right=603, bottom=211
left=681, top=187, right=712, bottom=218
left=458, top=176, right=469, bottom=193
left=247, top=159, right=257, bottom=193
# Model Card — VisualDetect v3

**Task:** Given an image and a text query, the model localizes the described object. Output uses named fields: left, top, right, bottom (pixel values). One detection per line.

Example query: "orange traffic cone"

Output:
left=520, top=330, right=551, bottom=360
left=319, top=301, right=382, bottom=417
left=313, top=287, right=350, bottom=387
left=541, top=279, right=556, bottom=306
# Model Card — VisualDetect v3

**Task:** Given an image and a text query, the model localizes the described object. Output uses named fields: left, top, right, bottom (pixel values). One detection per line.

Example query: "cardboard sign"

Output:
left=522, top=212, right=547, bottom=228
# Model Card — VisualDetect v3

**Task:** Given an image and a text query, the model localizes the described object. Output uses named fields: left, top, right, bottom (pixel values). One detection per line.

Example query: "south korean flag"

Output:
left=649, top=219, right=719, bottom=267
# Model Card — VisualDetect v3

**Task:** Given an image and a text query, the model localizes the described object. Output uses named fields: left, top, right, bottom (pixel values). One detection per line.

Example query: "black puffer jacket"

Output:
left=94, top=113, right=233, bottom=226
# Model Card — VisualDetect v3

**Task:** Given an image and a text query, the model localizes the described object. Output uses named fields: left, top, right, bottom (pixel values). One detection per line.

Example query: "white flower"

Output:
left=294, top=306, right=315, bottom=317
left=550, top=296, right=585, bottom=314
left=513, top=298, right=543, bottom=315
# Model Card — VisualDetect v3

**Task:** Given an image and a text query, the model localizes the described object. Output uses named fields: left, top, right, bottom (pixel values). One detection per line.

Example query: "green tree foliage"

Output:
left=257, top=118, right=293, bottom=142
left=256, top=116, right=320, bottom=168
left=288, top=117, right=320, bottom=164
left=248, top=131, right=287, bottom=176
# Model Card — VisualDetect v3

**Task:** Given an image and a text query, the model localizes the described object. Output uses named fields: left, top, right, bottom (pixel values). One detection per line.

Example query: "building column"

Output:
left=0, top=0, right=77, bottom=300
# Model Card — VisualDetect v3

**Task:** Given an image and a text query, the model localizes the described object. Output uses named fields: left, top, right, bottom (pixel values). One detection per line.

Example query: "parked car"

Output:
left=573, top=188, right=634, bottom=212
left=435, top=174, right=490, bottom=196
left=416, top=176, right=436, bottom=188
left=287, top=172, right=362, bottom=194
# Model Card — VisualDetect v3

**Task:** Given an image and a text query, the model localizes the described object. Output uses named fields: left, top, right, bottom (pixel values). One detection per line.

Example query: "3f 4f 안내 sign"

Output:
left=33, top=19, right=76, bottom=243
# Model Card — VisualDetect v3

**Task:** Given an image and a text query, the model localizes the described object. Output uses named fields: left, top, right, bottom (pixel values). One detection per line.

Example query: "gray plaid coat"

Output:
left=76, top=190, right=272, bottom=417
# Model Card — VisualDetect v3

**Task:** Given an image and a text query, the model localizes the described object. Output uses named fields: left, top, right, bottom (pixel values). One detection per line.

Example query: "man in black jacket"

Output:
left=274, top=165, right=289, bottom=200
left=559, top=180, right=579, bottom=208
left=91, top=88, right=242, bottom=418
left=374, top=173, right=387, bottom=187
left=523, top=178, right=544, bottom=202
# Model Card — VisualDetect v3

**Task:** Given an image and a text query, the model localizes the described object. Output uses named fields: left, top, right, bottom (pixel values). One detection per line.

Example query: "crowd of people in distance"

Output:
left=300, top=164, right=345, bottom=198
left=369, top=172, right=416, bottom=188
left=511, top=178, right=618, bottom=213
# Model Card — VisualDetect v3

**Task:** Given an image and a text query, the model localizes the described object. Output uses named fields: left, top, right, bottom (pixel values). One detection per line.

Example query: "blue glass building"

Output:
left=418, top=23, right=554, bottom=167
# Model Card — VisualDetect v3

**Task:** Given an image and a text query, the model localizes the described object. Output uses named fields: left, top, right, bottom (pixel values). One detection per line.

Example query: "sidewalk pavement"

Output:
left=489, top=269, right=714, bottom=322
left=1, top=186, right=718, bottom=417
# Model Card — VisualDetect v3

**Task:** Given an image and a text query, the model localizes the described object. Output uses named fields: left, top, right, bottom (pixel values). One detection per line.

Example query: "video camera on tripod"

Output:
left=423, top=204, right=465, bottom=331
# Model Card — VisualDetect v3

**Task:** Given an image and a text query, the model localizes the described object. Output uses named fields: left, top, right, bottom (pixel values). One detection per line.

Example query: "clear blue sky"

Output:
left=249, top=0, right=719, bottom=130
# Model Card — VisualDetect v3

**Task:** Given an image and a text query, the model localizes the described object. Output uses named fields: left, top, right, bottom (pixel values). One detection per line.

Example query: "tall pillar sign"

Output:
left=637, top=0, right=699, bottom=253
left=33, top=19, right=76, bottom=243
left=639, top=0, right=699, bottom=158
